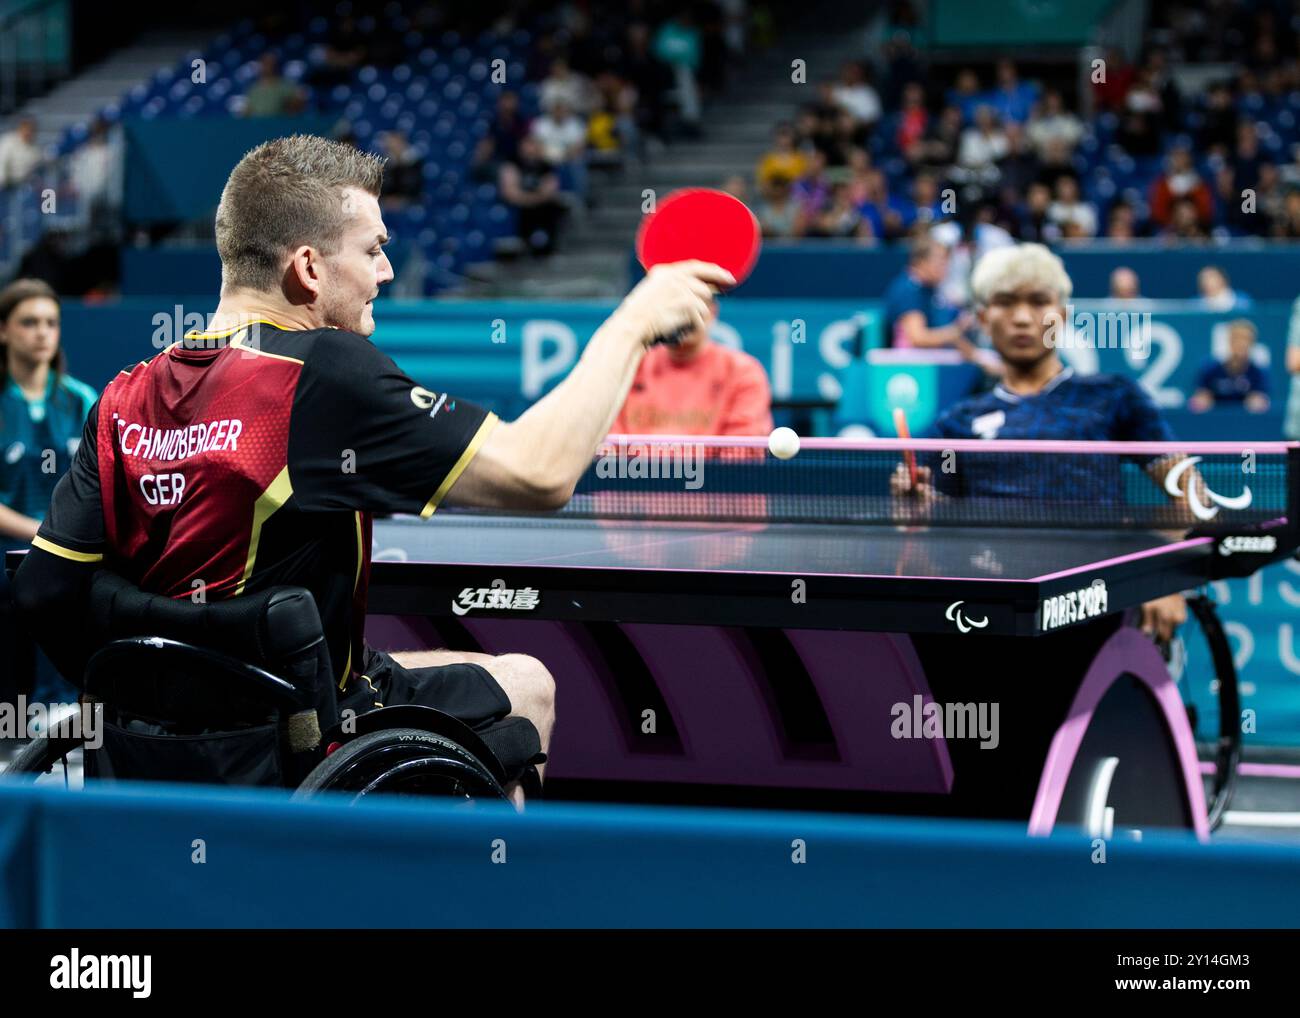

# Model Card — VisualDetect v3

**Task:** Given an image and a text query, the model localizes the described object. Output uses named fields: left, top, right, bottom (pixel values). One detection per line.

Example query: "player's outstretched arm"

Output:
left=445, top=261, right=734, bottom=510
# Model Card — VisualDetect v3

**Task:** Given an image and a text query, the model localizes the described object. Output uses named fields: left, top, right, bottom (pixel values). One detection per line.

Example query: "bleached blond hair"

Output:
left=970, top=243, right=1072, bottom=305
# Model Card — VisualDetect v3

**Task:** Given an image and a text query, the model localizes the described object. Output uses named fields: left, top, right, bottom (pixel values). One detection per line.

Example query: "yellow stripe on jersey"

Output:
left=419, top=413, right=500, bottom=518
left=30, top=536, right=103, bottom=563
left=228, top=328, right=305, bottom=365
left=234, top=466, right=293, bottom=596
left=337, top=511, right=365, bottom=690
left=183, top=318, right=289, bottom=340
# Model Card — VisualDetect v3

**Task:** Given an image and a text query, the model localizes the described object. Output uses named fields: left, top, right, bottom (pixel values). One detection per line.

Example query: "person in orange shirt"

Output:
left=611, top=297, right=774, bottom=436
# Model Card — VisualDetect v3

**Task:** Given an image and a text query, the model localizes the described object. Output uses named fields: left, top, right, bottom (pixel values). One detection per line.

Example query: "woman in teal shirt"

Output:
left=0, top=278, right=97, bottom=707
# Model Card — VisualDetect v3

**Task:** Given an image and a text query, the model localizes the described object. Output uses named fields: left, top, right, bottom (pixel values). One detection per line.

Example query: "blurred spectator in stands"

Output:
left=1025, top=90, right=1082, bottom=162
left=1197, top=82, right=1238, bottom=156
left=845, top=148, right=875, bottom=207
left=470, top=135, right=500, bottom=185
left=1116, top=69, right=1166, bottom=156
left=610, top=296, right=773, bottom=437
left=1017, top=182, right=1059, bottom=243
left=243, top=54, right=306, bottom=117
left=653, top=9, right=703, bottom=136
left=830, top=104, right=867, bottom=159
left=792, top=150, right=830, bottom=220
left=587, top=95, right=627, bottom=169
left=1091, top=47, right=1136, bottom=113
left=1034, top=135, right=1075, bottom=191
left=1047, top=175, right=1097, bottom=239
left=592, top=71, right=639, bottom=161
left=311, top=14, right=371, bottom=89
left=696, top=1, right=729, bottom=93
left=914, top=106, right=963, bottom=175
left=1215, top=164, right=1257, bottom=235
left=1109, top=267, right=1141, bottom=300
left=956, top=106, right=1008, bottom=188
left=721, top=0, right=748, bottom=60
left=0, top=116, right=41, bottom=189
left=997, top=122, right=1040, bottom=196
left=896, top=82, right=929, bottom=159
left=1106, top=201, right=1138, bottom=242
left=1150, top=147, right=1213, bottom=231
left=622, top=22, right=675, bottom=145
left=1274, top=190, right=1300, bottom=239
left=558, top=11, right=603, bottom=77
left=1278, top=143, right=1300, bottom=190
left=1163, top=196, right=1209, bottom=240
left=831, top=61, right=882, bottom=139
left=882, top=30, right=924, bottom=108
left=378, top=132, right=424, bottom=210
left=811, top=179, right=874, bottom=242
left=1253, top=163, right=1286, bottom=231
left=1233, top=121, right=1265, bottom=194
left=796, top=96, right=837, bottom=161
left=987, top=59, right=1038, bottom=125
left=883, top=235, right=972, bottom=352
left=904, top=172, right=947, bottom=230
left=68, top=116, right=122, bottom=244
left=490, top=91, right=528, bottom=166
left=947, top=68, right=984, bottom=124
left=859, top=169, right=914, bottom=241
left=756, top=123, right=809, bottom=189
left=755, top=175, right=801, bottom=238
left=1143, top=49, right=1183, bottom=129
left=540, top=58, right=595, bottom=117
left=987, top=186, right=1024, bottom=238
left=1197, top=266, right=1252, bottom=311
left=1189, top=320, right=1269, bottom=414
left=499, top=135, right=567, bottom=257
left=530, top=100, right=588, bottom=203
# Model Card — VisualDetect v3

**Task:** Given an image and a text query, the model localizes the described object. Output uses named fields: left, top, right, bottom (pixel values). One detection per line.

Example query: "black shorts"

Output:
left=339, top=646, right=544, bottom=783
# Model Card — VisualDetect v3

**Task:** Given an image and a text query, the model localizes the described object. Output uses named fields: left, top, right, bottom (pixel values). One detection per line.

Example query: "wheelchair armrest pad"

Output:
left=89, top=572, right=327, bottom=672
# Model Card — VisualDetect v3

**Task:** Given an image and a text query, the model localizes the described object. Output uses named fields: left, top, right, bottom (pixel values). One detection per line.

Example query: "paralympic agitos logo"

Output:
left=1162, top=456, right=1252, bottom=521
left=945, top=600, right=988, bottom=634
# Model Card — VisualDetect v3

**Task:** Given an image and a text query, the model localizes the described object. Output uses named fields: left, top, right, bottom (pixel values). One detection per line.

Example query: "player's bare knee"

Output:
left=493, top=653, right=555, bottom=726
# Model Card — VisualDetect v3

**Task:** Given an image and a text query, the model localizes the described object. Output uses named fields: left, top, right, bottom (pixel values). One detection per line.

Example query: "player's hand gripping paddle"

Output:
left=893, top=406, right=919, bottom=490
left=635, top=188, right=762, bottom=346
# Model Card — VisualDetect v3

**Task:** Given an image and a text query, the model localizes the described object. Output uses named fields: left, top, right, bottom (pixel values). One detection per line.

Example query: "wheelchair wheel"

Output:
left=3, top=706, right=87, bottom=788
left=293, top=728, right=509, bottom=803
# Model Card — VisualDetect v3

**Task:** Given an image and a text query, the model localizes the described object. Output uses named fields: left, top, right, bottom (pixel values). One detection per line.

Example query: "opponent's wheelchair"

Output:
left=5, top=570, right=515, bottom=803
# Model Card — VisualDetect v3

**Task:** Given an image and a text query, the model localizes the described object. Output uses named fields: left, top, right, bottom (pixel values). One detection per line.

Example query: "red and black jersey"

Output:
left=33, top=319, right=496, bottom=689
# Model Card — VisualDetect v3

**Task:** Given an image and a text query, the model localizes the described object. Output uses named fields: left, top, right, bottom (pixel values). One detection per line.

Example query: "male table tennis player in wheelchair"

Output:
left=12, top=135, right=731, bottom=807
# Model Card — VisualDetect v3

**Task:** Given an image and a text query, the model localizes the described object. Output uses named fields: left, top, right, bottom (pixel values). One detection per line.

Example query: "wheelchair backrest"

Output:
left=85, top=571, right=339, bottom=733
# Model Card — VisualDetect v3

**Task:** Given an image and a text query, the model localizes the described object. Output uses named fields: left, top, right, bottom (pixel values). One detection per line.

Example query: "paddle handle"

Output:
left=651, top=325, right=688, bottom=347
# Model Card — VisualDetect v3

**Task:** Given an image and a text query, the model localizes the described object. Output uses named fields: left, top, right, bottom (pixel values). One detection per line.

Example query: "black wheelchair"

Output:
left=4, top=570, right=515, bottom=804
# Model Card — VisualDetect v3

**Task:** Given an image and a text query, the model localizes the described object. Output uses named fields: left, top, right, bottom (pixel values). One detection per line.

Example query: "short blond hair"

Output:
left=215, top=134, right=386, bottom=292
left=970, top=243, right=1072, bottom=305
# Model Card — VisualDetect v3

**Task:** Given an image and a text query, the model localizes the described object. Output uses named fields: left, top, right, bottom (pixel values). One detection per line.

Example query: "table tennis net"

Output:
left=542, top=440, right=1295, bottom=530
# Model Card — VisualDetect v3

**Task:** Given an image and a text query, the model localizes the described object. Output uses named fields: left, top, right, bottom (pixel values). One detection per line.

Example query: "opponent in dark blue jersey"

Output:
left=895, top=242, right=1188, bottom=641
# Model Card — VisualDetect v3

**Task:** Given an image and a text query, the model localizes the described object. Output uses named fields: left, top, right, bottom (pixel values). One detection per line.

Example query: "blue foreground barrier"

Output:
left=1, top=781, right=1298, bottom=928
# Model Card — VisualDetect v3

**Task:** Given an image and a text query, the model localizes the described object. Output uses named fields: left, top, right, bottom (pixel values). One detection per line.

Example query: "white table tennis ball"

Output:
left=768, top=426, right=800, bottom=460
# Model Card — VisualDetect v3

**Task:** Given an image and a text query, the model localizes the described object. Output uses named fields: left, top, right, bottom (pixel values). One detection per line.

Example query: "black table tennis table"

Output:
left=365, top=502, right=1296, bottom=839
left=368, top=513, right=1217, bottom=637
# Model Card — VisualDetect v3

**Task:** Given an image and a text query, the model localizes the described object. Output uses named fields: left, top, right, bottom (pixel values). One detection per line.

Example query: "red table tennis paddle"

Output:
left=635, top=188, right=762, bottom=346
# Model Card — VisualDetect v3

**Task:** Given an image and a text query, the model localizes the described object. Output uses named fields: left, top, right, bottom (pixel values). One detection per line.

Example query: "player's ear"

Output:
left=287, top=245, right=321, bottom=300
